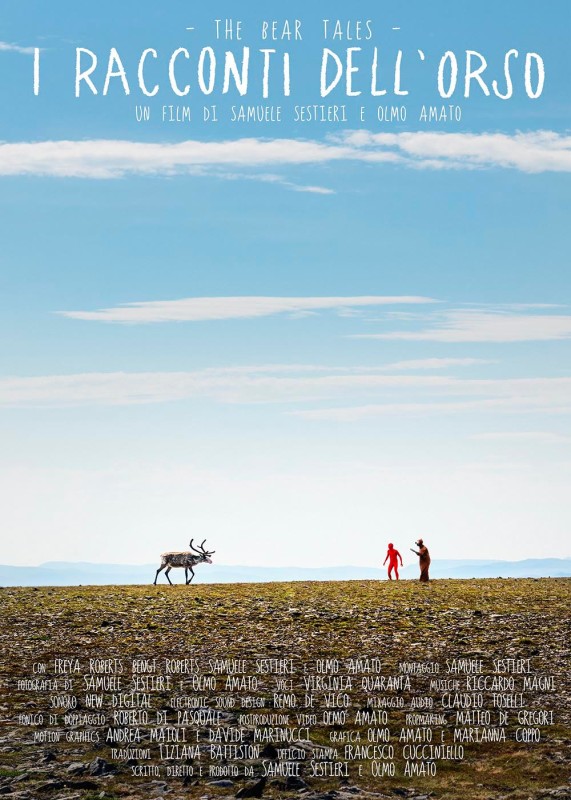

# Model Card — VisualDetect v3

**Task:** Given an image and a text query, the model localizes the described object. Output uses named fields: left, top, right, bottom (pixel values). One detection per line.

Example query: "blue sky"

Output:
left=0, top=1, right=570, bottom=567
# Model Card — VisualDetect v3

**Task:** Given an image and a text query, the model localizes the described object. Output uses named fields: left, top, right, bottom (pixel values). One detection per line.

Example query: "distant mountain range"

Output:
left=0, top=558, right=570, bottom=586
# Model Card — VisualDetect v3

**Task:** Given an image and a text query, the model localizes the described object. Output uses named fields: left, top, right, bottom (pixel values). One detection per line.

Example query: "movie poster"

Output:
left=1, top=2, right=570, bottom=799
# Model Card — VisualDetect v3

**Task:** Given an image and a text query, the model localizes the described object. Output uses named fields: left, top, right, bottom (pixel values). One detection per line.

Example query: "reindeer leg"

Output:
left=187, top=566, right=195, bottom=584
left=154, top=565, right=165, bottom=585
left=184, top=567, right=189, bottom=585
left=165, top=566, right=173, bottom=585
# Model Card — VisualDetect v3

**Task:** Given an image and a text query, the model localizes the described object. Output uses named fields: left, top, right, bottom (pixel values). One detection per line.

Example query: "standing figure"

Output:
left=411, top=539, right=431, bottom=582
left=383, top=543, right=403, bottom=580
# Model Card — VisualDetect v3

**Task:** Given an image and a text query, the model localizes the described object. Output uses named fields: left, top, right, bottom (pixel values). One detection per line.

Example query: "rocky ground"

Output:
left=0, top=579, right=570, bottom=800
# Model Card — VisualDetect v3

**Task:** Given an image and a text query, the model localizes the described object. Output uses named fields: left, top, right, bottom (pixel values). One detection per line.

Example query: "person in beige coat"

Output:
left=411, top=539, right=431, bottom=582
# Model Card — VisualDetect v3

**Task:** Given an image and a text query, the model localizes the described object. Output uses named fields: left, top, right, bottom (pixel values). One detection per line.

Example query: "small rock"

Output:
left=66, top=780, right=100, bottom=790
left=286, top=776, right=307, bottom=790
left=260, top=743, right=278, bottom=758
left=37, top=780, right=64, bottom=793
left=88, top=756, right=114, bottom=776
left=236, top=776, right=267, bottom=798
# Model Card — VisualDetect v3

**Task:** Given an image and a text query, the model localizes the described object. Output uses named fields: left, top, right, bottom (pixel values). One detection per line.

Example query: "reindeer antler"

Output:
left=189, top=538, right=202, bottom=553
left=199, top=539, right=216, bottom=555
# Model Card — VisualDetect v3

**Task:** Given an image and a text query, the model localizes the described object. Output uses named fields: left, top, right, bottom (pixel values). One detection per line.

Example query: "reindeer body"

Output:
left=154, top=539, right=214, bottom=585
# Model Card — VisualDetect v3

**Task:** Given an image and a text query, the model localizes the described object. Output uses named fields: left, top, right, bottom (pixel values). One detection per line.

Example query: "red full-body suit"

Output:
left=383, top=543, right=403, bottom=580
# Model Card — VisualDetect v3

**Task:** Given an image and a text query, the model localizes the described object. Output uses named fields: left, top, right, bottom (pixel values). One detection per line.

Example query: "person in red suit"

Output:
left=383, top=543, right=403, bottom=580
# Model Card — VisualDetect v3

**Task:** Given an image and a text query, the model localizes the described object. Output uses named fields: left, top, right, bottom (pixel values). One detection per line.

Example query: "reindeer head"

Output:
left=189, top=538, right=215, bottom=564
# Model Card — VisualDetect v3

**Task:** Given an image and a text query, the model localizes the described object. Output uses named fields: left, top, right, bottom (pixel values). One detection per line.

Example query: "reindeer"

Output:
left=153, top=539, right=215, bottom=585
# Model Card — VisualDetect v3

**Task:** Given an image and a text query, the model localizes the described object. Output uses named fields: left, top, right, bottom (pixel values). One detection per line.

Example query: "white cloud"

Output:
left=1, top=366, right=570, bottom=413
left=195, top=360, right=490, bottom=374
left=0, top=41, right=35, bottom=55
left=472, top=431, right=571, bottom=443
left=59, top=295, right=436, bottom=324
left=288, top=183, right=334, bottom=195
left=233, top=171, right=335, bottom=194
left=293, top=394, right=571, bottom=421
left=340, top=130, right=571, bottom=173
left=351, top=309, right=571, bottom=343
left=0, top=137, right=384, bottom=179
left=201, top=168, right=336, bottom=195
left=1, top=130, right=571, bottom=180
left=382, top=357, right=494, bottom=370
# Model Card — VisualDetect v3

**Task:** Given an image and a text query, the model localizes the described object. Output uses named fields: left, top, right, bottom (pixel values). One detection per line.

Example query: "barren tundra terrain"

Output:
left=0, top=579, right=570, bottom=800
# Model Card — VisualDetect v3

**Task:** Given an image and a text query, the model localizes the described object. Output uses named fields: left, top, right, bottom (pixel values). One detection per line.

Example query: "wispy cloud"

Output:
left=471, top=431, right=571, bottom=443
left=59, top=295, right=437, bottom=324
left=1, top=131, right=571, bottom=181
left=382, top=357, right=494, bottom=370
left=186, top=359, right=491, bottom=374
left=351, top=309, right=571, bottom=343
left=214, top=169, right=336, bottom=194
left=0, top=41, right=35, bottom=55
left=0, top=137, right=393, bottom=179
left=1, top=367, right=570, bottom=413
left=293, top=393, right=571, bottom=421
